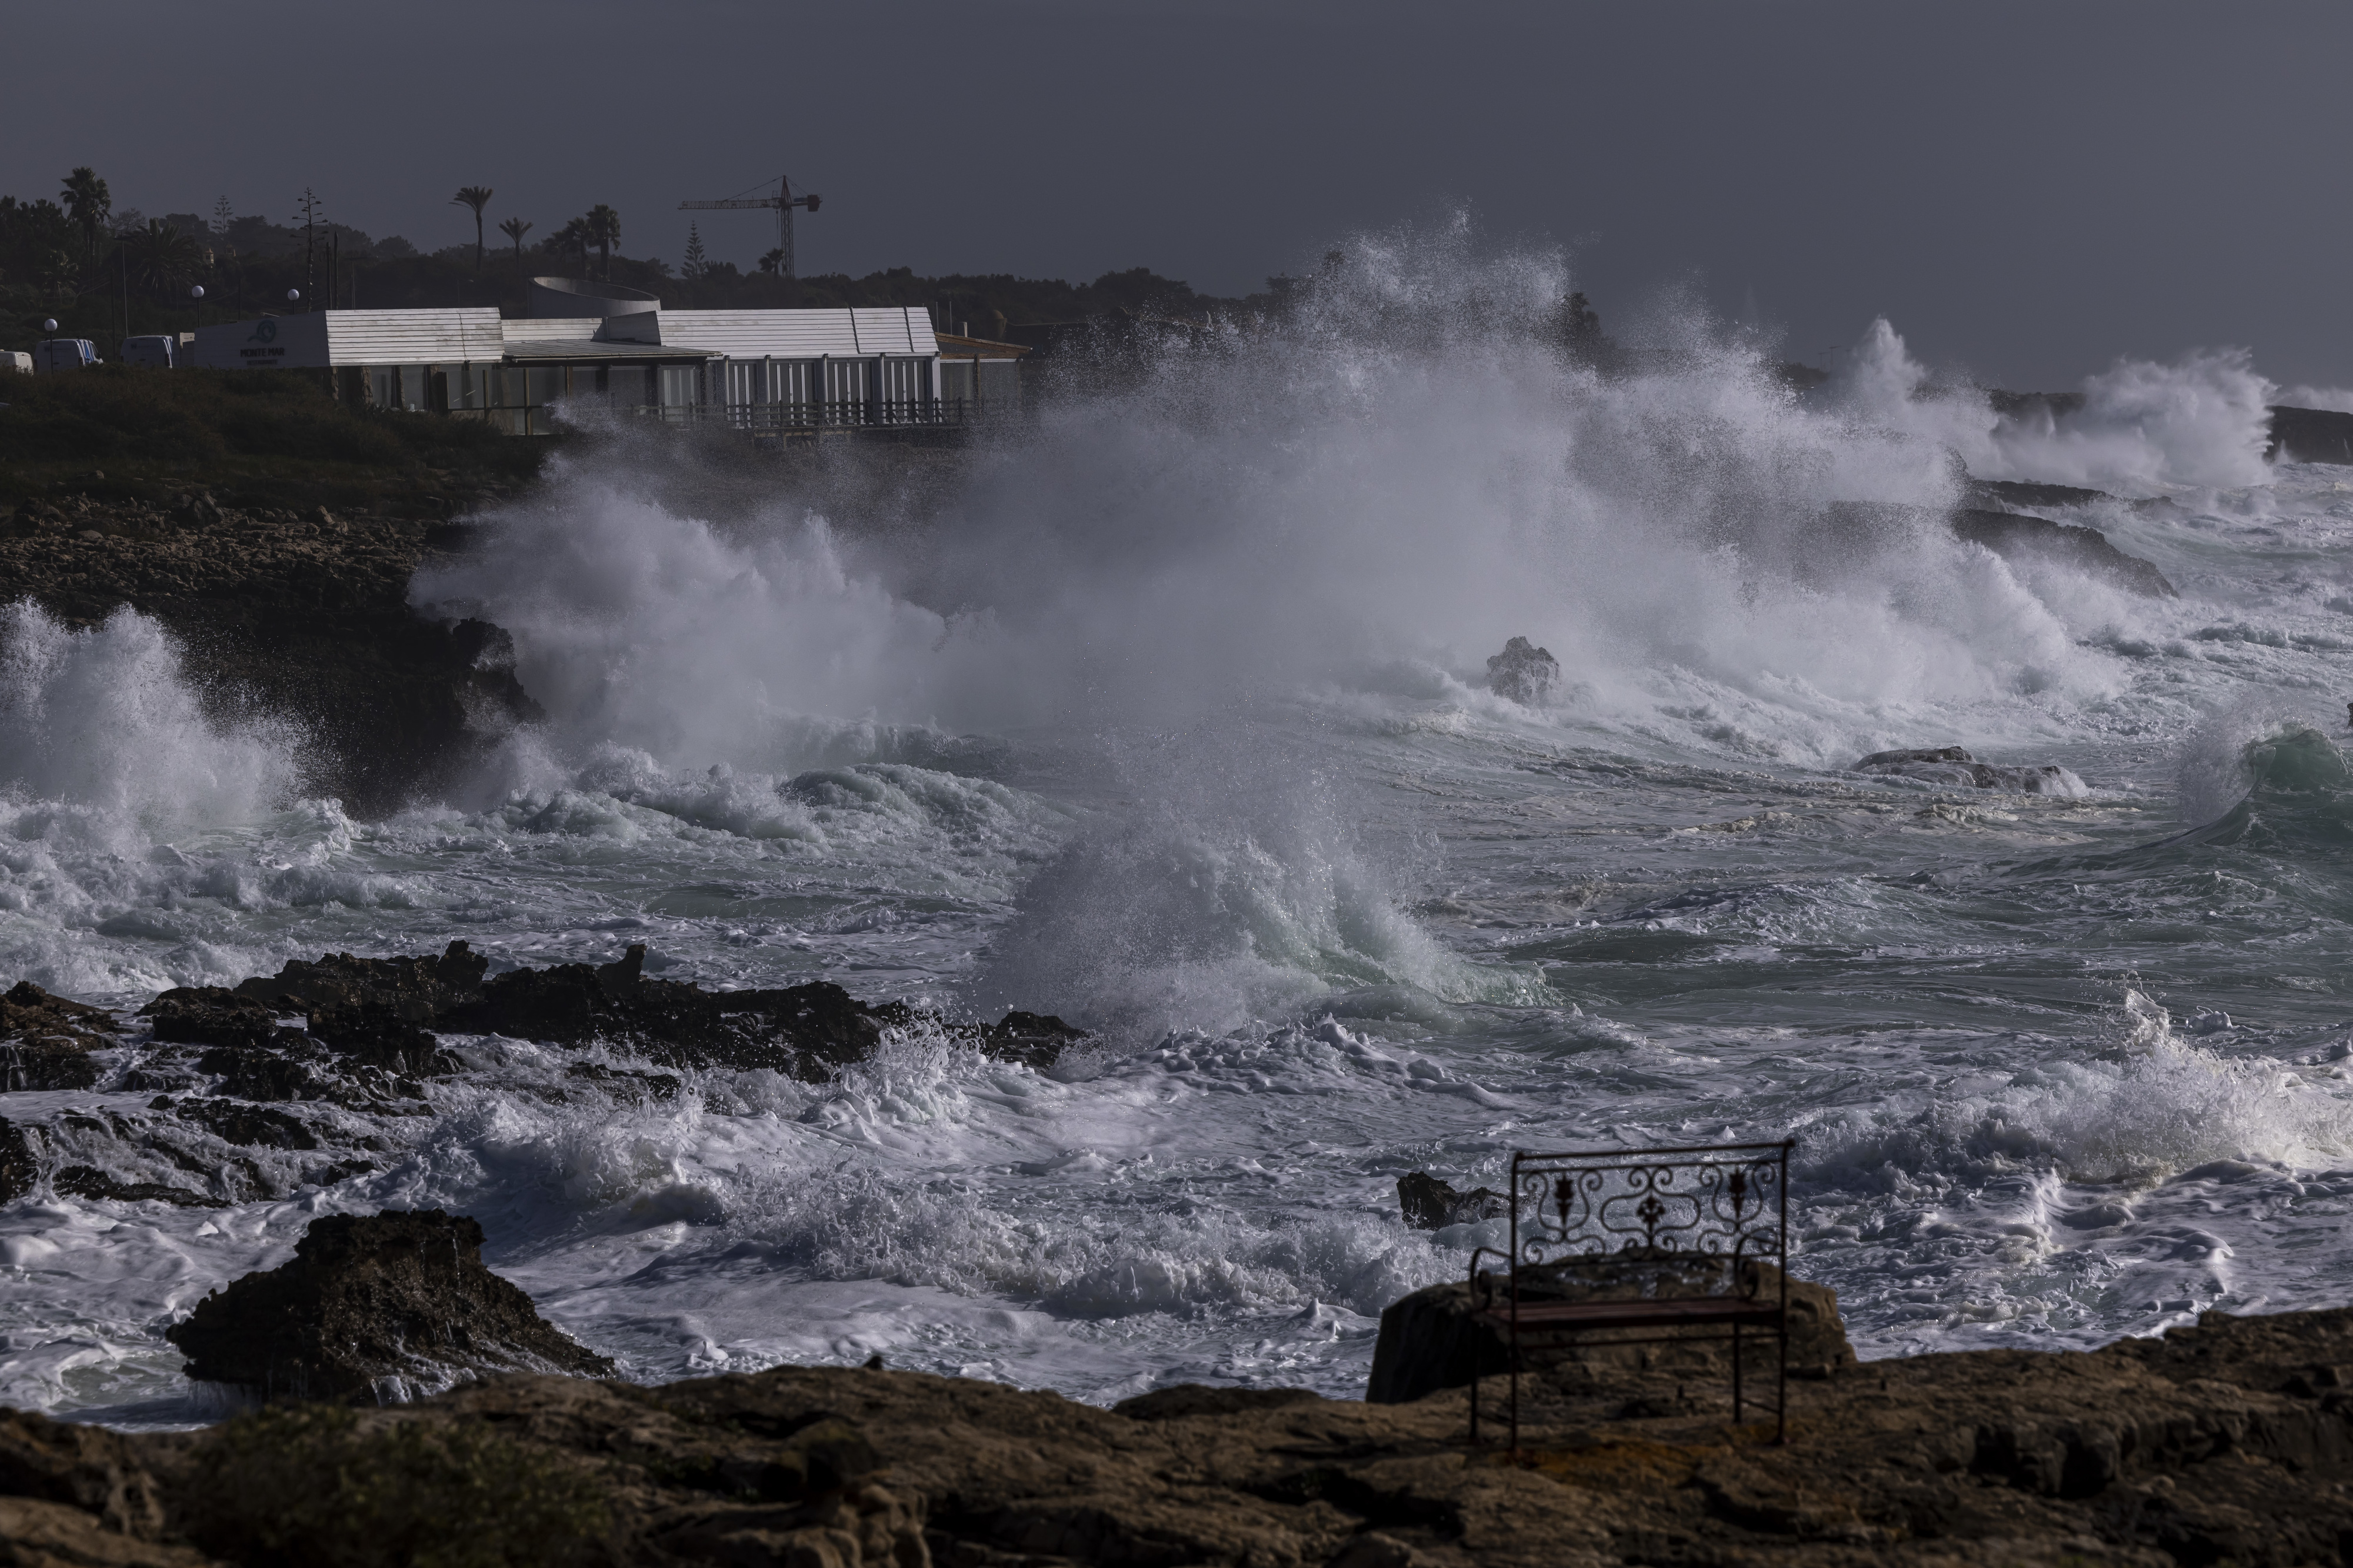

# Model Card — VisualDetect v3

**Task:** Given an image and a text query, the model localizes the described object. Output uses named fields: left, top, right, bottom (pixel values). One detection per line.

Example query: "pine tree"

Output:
left=681, top=222, right=706, bottom=281
left=211, top=195, right=234, bottom=235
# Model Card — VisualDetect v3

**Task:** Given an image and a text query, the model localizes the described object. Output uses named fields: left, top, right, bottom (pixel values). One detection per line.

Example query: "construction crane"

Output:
left=679, top=175, right=822, bottom=278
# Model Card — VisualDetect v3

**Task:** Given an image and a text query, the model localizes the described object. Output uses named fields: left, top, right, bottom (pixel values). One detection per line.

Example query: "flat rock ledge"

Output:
left=4, top=1304, right=2351, bottom=1564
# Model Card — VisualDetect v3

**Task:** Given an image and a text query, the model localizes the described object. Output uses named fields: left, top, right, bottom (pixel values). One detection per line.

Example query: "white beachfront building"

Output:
left=185, top=278, right=1014, bottom=435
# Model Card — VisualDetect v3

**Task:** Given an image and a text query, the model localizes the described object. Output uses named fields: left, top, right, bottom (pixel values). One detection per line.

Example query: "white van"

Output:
left=120, top=335, right=178, bottom=369
left=34, top=339, right=100, bottom=371
left=0, top=350, right=31, bottom=375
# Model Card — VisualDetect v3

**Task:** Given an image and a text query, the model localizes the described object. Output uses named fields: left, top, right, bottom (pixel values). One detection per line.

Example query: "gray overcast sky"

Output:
left=7, top=1, right=2349, bottom=388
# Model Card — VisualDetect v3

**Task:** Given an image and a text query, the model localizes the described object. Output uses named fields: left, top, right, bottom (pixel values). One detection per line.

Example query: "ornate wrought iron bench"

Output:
left=1467, top=1139, right=1794, bottom=1451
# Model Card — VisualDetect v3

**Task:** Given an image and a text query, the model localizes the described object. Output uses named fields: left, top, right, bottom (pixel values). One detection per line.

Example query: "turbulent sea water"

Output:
left=6, top=243, right=2353, bottom=1427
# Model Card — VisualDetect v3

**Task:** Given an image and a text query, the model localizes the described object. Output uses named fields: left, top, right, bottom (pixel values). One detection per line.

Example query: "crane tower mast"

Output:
left=678, top=175, right=822, bottom=278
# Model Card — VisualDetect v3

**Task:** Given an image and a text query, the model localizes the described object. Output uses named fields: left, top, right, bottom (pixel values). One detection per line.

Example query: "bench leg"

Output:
left=1732, top=1319, right=1744, bottom=1427
left=1775, top=1324, right=1788, bottom=1446
left=1508, top=1333, right=1521, bottom=1460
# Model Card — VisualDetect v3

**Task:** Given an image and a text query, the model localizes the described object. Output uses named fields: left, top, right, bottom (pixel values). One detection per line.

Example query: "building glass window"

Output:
left=608, top=365, right=651, bottom=407
left=399, top=365, right=426, bottom=412
left=526, top=366, right=564, bottom=406
left=439, top=364, right=481, bottom=410
left=369, top=366, right=398, bottom=408
left=497, top=366, right=528, bottom=408
left=658, top=365, right=698, bottom=408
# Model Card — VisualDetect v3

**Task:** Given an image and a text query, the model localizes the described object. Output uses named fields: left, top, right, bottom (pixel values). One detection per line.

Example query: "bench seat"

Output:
left=1473, top=1295, right=1782, bottom=1335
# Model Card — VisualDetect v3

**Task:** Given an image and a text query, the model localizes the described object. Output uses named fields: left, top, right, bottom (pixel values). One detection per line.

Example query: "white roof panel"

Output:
left=656, top=306, right=938, bottom=359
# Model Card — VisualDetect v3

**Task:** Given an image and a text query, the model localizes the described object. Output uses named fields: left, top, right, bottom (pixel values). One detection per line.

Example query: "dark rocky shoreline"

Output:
left=0, top=943, right=1085, bottom=1210
left=4, top=1222, right=2350, bottom=1566
left=0, top=491, right=536, bottom=815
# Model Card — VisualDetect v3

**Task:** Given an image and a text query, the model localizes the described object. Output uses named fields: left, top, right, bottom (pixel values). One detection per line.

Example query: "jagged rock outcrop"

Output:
left=13, top=1303, right=2353, bottom=1565
left=1397, top=1171, right=1508, bottom=1230
left=1365, top=1263, right=1857, bottom=1406
left=1951, top=507, right=2177, bottom=597
left=1, top=980, right=120, bottom=1092
left=1, top=947, right=1089, bottom=1208
left=0, top=499, right=539, bottom=815
left=1486, top=637, right=1560, bottom=705
left=133, top=940, right=1085, bottom=1087
left=2269, top=403, right=2353, bottom=465
left=1852, top=745, right=2089, bottom=797
left=163, top=1210, right=615, bottom=1404
left=1965, top=476, right=2115, bottom=512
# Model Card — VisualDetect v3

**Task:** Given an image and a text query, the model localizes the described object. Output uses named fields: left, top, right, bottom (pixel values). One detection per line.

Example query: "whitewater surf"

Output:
left=5, top=237, right=2351, bottom=1426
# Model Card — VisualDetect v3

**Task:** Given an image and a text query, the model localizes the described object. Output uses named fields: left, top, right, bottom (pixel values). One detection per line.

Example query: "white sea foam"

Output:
left=13, top=230, right=2353, bottom=1420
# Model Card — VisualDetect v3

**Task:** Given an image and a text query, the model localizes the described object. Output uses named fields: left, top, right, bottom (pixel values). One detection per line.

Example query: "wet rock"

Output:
left=232, top=940, right=489, bottom=1022
left=1485, top=636, right=1560, bottom=705
left=1965, top=476, right=2115, bottom=511
left=1951, top=507, right=2177, bottom=598
left=172, top=1097, right=320, bottom=1151
left=1365, top=1261, right=1855, bottom=1406
left=0, top=1117, right=34, bottom=1205
left=438, top=943, right=890, bottom=1079
left=1396, top=1170, right=1508, bottom=1230
left=2268, top=403, right=2353, bottom=465
left=140, top=989, right=301, bottom=1051
left=163, top=1209, right=616, bottom=1404
left=981, top=1010, right=1089, bottom=1070
left=0, top=980, right=119, bottom=1092
left=1853, top=745, right=2088, bottom=796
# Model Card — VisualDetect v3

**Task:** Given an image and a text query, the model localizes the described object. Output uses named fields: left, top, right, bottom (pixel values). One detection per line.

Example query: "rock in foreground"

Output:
left=9, top=1305, right=2353, bottom=1565
left=164, top=1210, right=615, bottom=1404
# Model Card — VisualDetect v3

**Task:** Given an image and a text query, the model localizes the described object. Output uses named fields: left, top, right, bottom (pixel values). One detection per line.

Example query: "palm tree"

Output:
left=59, top=167, right=109, bottom=259
left=584, top=204, right=620, bottom=280
left=552, top=216, right=593, bottom=274
left=451, top=186, right=494, bottom=271
left=125, top=219, right=202, bottom=301
left=498, top=216, right=534, bottom=276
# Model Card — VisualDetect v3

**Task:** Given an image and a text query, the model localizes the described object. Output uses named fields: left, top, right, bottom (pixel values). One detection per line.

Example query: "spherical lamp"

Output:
left=191, top=285, right=206, bottom=301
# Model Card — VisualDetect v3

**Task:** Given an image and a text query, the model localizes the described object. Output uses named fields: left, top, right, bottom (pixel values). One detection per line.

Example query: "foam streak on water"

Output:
left=5, top=237, right=2353, bottom=1424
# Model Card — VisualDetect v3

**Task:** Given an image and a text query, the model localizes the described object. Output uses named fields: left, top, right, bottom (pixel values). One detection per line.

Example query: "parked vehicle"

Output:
left=119, top=335, right=178, bottom=369
left=0, top=350, right=31, bottom=375
left=34, top=339, right=100, bottom=371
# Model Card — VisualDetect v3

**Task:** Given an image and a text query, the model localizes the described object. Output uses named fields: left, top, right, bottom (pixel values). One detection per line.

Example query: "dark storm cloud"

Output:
left=5, top=0, right=2348, bottom=386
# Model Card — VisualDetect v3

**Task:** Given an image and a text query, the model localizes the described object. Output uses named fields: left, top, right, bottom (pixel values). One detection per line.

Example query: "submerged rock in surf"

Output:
left=1396, top=1170, right=1508, bottom=1230
left=1853, top=745, right=2089, bottom=798
left=164, top=1209, right=615, bottom=1404
left=1486, top=636, right=1560, bottom=704
left=1950, top=508, right=2177, bottom=598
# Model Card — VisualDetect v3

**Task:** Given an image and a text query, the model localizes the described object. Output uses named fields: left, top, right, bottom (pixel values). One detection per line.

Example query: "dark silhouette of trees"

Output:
left=757, top=246, right=784, bottom=276
left=584, top=205, right=620, bottom=280
left=682, top=223, right=707, bottom=280
left=498, top=216, right=533, bottom=276
left=451, top=186, right=493, bottom=271
left=549, top=216, right=592, bottom=275
left=59, top=168, right=109, bottom=259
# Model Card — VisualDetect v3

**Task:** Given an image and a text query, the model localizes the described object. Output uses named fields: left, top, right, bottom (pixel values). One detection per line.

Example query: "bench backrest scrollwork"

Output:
left=1477, top=1140, right=1792, bottom=1307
